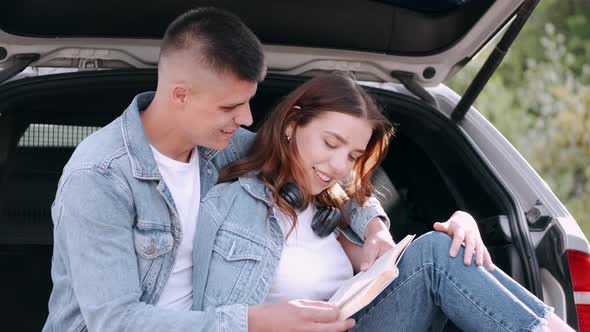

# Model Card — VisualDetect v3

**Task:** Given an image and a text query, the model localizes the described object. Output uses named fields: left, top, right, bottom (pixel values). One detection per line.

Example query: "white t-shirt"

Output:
left=150, top=146, right=200, bottom=310
left=263, top=205, right=354, bottom=304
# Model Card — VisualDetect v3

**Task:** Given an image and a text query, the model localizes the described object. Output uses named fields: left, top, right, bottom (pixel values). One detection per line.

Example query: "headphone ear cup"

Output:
left=312, top=207, right=341, bottom=237
left=279, top=182, right=340, bottom=237
left=279, top=183, right=304, bottom=210
left=311, top=208, right=328, bottom=234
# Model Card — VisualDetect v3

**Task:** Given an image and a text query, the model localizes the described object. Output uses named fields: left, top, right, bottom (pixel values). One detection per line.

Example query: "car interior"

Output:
left=0, top=69, right=523, bottom=330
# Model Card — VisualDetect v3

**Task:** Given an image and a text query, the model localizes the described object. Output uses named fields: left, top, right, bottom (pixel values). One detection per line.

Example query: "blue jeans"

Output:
left=351, top=232, right=552, bottom=332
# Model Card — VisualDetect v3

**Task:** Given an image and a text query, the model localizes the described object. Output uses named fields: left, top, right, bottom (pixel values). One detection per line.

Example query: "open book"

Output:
left=329, top=234, right=415, bottom=320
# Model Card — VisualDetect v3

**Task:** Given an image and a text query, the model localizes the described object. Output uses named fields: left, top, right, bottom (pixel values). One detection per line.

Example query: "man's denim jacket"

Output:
left=44, top=92, right=389, bottom=332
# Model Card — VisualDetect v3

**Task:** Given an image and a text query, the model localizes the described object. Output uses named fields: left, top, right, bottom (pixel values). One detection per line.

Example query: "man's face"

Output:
left=178, top=69, right=257, bottom=150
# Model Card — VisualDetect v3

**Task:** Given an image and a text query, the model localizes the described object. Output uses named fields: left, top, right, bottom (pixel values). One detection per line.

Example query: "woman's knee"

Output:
left=416, top=231, right=452, bottom=249
left=410, top=231, right=453, bottom=261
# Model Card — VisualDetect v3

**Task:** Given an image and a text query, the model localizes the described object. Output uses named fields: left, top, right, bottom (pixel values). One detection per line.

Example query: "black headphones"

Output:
left=278, top=183, right=341, bottom=238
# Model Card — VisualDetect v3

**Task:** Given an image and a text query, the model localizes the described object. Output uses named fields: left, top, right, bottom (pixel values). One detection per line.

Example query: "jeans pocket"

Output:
left=204, top=229, right=266, bottom=306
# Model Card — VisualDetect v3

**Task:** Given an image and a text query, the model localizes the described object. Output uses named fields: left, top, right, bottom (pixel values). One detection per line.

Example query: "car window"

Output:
left=18, top=123, right=100, bottom=148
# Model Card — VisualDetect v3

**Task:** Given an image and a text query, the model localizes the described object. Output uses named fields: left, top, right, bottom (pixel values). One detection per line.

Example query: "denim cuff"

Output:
left=344, top=195, right=390, bottom=244
left=529, top=304, right=554, bottom=332
left=219, top=303, right=248, bottom=332
left=337, top=225, right=365, bottom=245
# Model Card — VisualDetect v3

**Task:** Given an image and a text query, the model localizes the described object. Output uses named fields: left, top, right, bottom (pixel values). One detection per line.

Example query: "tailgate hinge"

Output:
left=390, top=70, right=438, bottom=108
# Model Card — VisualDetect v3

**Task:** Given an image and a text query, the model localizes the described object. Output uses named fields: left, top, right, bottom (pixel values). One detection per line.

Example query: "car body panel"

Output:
left=0, top=0, right=524, bottom=86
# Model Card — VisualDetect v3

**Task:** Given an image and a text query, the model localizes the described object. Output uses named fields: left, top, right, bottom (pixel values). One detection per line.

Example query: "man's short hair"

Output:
left=160, top=7, right=266, bottom=82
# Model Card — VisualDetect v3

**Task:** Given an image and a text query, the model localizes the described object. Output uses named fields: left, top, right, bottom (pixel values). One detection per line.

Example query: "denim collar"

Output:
left=121, top=92, right=220, bottom=180
left=238, top=176, right=275, bottom=206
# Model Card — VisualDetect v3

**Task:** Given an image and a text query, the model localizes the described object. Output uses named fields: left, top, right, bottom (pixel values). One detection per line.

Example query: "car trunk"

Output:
left=0, top=69, right=528, bottom=331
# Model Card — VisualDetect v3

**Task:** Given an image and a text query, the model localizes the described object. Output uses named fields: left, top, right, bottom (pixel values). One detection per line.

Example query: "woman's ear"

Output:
left=285, top=123, right=294, bottom=142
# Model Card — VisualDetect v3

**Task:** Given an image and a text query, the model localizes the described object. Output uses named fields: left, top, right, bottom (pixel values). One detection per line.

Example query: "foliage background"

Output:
left=449, top=0, right=589, bottom=237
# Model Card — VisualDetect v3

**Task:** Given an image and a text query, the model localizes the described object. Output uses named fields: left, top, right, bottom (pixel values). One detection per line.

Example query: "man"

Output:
left=43, top=7, right=394, bottom=332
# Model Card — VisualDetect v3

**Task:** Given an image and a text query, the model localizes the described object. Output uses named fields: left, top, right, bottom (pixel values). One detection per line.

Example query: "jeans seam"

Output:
left=429, top=263, right=519, bottom=332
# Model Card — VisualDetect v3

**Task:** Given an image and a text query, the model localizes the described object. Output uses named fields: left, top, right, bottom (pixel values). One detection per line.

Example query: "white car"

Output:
left=0, top=0, right=588, bottom=331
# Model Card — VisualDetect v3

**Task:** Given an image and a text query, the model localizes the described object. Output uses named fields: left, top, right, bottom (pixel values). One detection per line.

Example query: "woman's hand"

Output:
left=433, top=210, right=494, bottom=271
left=360, top=218, right=395, bottom=272
left=338, top=218, right=394, bottom=273
left=248, top=300, right=355, bottom=332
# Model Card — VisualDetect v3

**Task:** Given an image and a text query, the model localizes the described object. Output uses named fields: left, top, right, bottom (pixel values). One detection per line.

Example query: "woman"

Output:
left=192, top=74, right=572, bottom=332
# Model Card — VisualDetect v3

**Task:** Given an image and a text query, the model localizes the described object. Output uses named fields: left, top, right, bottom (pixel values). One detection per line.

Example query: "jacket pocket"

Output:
left=133, top=222, right=174, bottom=259
left=204, top=228, right=267, bottom=306
left=133, top=221, right=174, bottom=296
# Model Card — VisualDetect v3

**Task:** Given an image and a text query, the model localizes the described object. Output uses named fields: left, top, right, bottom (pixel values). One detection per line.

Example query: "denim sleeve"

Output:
left=340, top=195, right=391, bottom=246
left=53, top=169, right=248, bottom=332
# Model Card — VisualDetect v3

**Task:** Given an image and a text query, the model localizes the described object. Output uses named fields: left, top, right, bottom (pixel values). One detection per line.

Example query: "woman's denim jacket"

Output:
left=192, top=177, right=389, bottom=321
left=43, top=92, right=389, bottom=332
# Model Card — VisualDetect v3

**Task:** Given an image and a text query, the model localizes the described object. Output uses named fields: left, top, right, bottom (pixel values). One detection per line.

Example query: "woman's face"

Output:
left=292, top=111, right=373, bottom=195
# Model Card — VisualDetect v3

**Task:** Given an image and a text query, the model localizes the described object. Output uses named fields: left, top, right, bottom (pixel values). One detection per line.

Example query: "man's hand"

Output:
left=248, top=300, right=355, bottom=332
left=433, top=210, right=494, bottom=271
left=360, top=218, right=395, bottom=272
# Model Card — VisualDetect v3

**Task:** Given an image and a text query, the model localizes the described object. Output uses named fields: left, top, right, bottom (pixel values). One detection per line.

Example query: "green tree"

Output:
left=450, top=4, right=590, bottom=236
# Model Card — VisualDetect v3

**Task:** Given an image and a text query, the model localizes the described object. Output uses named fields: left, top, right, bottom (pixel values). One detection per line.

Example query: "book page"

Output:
left=329, top=234, right=415, bottom=319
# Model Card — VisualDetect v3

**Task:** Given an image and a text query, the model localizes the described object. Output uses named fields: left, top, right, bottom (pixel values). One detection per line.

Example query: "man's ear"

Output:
left=171, top=84, right=190, bottom=106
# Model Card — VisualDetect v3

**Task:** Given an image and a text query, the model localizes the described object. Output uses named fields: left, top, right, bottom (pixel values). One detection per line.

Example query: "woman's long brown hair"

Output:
left=218, top=73, right=394, bottom=232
